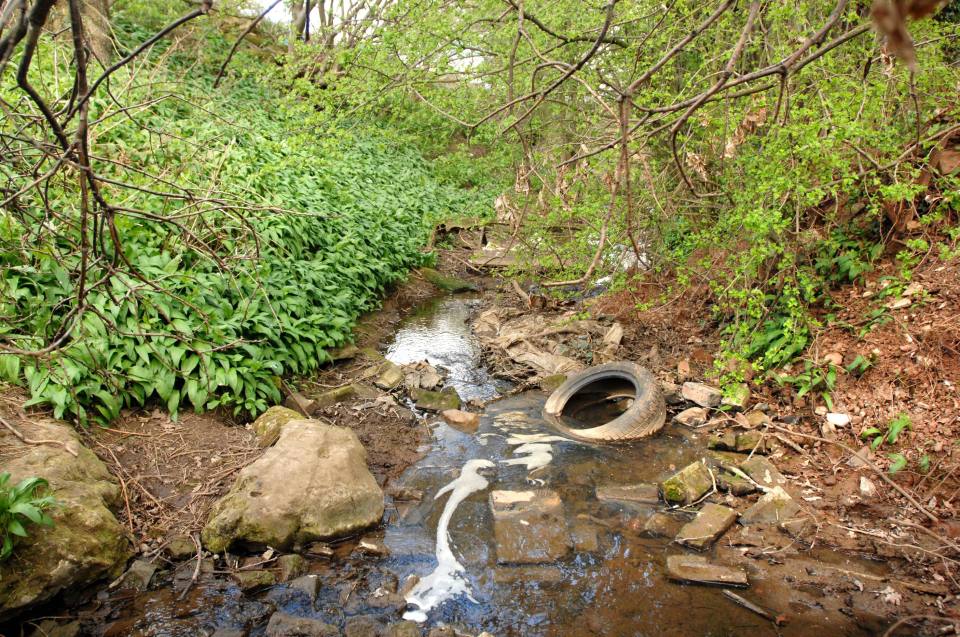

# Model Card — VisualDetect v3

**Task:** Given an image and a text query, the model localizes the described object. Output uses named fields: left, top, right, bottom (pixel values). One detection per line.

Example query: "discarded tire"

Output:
left=543, top=362, right=666, bottom=442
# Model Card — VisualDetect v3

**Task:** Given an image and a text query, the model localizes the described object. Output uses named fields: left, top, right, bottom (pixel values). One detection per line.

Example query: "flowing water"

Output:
left=72, top=294, right=889, bottom=636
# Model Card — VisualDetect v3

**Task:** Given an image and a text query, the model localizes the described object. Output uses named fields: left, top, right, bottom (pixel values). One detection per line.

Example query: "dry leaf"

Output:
left=871, top=0, right=949, bottom=69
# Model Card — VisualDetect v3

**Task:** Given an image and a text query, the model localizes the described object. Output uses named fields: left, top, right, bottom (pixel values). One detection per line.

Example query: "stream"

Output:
left=83, top=294, right=890, bottom=636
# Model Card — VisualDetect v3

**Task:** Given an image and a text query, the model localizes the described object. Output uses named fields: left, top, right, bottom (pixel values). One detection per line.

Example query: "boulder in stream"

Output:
left=661, top=461, right=713, bottom=505
left=0, top=419, right=132, bottom=620
left=411, top=387, right=461, bottom=412
left=202, top=419, right=384, bottom=553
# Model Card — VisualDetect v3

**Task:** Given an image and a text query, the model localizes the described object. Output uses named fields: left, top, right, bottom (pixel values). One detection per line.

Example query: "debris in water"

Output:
left=403, top=459, right=495, bottom=622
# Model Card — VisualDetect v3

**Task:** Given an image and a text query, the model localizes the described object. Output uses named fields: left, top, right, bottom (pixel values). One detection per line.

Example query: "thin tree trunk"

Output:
left=81, top=0, right=111, bottom=65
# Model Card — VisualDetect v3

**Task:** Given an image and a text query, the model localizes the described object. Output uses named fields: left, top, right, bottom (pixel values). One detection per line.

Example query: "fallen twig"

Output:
left=178, top=533, right=203, bottom=601
left=0, top=415, right=79, bottom=457
left=722, top=589, right=774, bottom=621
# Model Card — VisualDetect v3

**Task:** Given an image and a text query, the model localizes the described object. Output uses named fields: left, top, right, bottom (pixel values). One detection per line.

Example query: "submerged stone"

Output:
left=661, top=461, right=713, bottom=505
left=676, top=503, right=738, bottom=550
left=666, top=555, right=748, bottom=587
left=203, top=419, right=384, bottom=553
left=490, top=490, right=572, bottom=564
left=640, top=513, right=684, bottom=538
left=233, top=569, right=276, bottom=592
left=265, top=612, right=339, bottom=637
left=411, top=387, right=461, bottom=412
left=440, top=409, right=480, bottom=433
left=595, top=483, right=660, bottom=505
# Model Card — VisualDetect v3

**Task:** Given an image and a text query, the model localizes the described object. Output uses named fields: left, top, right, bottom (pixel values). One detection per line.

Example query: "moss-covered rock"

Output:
left=0, top=419, right=132, bottom=620
left=251, top=406, right=303, bottom=447
left=411, top=387, right=461, bottom=412
left=202, top=419, right=383, bottom=553
left=661, top=461, right=713, bottom=505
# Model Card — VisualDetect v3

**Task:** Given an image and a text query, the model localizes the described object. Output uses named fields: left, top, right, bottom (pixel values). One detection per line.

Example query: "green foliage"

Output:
left=775, top=360, right=837, bottom=410
left=0, top=473, right=56, bottom=560
left=861, top=412, right=913, bottom=452
left=0, top=23, right=485, bottom=423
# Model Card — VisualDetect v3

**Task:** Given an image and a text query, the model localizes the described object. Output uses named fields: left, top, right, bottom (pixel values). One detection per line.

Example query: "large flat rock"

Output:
left=676, top=503, right=738, bottom=550
left=0, top=419, right=131, bottom=620
left=490, top=490, right=571, bottom=564
left=203, top=419, right=384, bottom=553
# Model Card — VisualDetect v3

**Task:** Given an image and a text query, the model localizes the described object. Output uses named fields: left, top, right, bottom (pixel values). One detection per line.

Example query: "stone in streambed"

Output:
left=740, top=456, right=787, bottom=490
left=277, top=554, right=306, bottom=582
left=661, top=461, right=713, bottom=505
left=490, top=490, right=572, bottom=564
left=0, top=419, right=131, bottom=621
left=202, top=419, right=384, bottom=553
left=666, top=555, right=748, bottom=587
left=441, top=409, right=480, bottom=433
left=675, top=503, right=738, bottom=550
left=707, top=431, right=737, bottom=451
left=411, top=387, right=461, bottom=412
left=674, top=407, right=708, bottom=427
left=374, top=361, right=405, bottom=390
left=233, top=569, right=276, bottom=592
left=251, top=406, right=303, bottom=448
left=735, top=431, right=769, bottom=454
left=740, top=486, right=800, bottom=525
left=265, top=612, right=339, bottom=637
left=681, top=382, right=722, bottom=408
left=640, top=512, right=684, bottom=538
left=717, top=471, right=756, bottom=496
left=118, top=559, right=157, bottom=592
left=595, top=483, right=659, bottom=505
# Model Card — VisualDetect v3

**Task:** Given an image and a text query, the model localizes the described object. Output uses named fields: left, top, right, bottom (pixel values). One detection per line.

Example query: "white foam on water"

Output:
left=403, top=458, right=495, bottom=622
left=501, top=442, right=555, bottom=471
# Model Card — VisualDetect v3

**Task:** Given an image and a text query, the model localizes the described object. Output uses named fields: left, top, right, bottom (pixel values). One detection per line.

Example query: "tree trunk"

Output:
left=81, top=0, right=112, bottom=65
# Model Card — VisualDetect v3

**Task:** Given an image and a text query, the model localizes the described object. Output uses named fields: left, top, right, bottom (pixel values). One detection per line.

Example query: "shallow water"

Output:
left=73, top=294, right=886, bottom=636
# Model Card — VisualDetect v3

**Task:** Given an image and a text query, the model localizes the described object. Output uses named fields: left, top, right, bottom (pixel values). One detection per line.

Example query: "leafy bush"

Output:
left=0, top=473, right=56, bottom=560
left=0, top=21, right=486, bottom=423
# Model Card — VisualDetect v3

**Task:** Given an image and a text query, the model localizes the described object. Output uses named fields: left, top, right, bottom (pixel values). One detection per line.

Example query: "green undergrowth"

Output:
left=0, top=11, right=487, bottom=423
